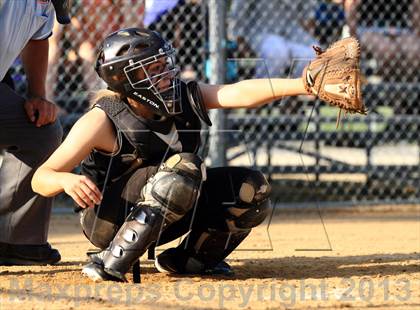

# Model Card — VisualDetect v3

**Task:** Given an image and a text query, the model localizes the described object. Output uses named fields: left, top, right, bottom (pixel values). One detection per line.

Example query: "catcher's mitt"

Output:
left=302, top=37, right=367, bottom=125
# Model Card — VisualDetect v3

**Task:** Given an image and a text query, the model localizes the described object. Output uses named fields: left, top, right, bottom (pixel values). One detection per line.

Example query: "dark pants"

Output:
left=81, top=165, right=268, bottom=249
left=0, top=83, right=63, bottom=244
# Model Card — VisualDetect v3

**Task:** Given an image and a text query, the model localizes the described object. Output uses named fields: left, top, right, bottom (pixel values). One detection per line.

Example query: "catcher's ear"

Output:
left=110, top=72, right=127, bottom=82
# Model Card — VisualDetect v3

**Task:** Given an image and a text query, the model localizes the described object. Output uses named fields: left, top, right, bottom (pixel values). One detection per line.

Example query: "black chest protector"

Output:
left=81, top=81, right=203, bottom=189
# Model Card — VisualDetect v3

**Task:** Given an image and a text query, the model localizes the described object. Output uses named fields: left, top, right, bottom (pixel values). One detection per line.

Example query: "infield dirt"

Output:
left=0, top=206, right=419, bottom=309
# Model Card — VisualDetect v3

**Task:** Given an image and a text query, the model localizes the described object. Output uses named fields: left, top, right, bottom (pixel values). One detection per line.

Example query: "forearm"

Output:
left=215, top=78, right=308, bottom=109
left=32, top=167, right=71, bottom=197
left=21, top=39, right=49, bottom=98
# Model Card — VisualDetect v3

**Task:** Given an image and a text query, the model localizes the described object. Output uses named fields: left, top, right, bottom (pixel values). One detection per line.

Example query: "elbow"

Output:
left=31, top=169, right=42, bottom=195
left=31, top=168, right=51, bottom=197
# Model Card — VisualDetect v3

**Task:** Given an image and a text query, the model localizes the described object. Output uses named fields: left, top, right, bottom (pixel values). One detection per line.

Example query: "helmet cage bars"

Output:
left=123, top=47, right=182, bottom=115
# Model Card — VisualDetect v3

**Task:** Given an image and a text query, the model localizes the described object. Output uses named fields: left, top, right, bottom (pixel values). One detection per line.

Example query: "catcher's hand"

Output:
left=302, top=37, right=367, bottom=124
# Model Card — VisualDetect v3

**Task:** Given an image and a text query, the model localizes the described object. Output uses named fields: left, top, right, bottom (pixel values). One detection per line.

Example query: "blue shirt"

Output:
left=144, top=0, right=179, bottom=27
left=0, top=0, right=55, bottom=80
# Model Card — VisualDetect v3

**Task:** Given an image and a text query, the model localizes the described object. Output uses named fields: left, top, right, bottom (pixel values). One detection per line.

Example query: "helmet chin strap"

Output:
left=128, top=99, right=165, bottom=121
left=127, top=82, right=181, bottom=118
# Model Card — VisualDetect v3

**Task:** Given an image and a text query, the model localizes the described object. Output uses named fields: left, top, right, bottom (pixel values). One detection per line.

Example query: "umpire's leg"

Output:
left=0, top=83, right=63, bottom=244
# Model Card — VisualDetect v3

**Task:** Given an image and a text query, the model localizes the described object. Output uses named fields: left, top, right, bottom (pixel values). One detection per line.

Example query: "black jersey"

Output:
left=81, top=81, right=202, bottom=190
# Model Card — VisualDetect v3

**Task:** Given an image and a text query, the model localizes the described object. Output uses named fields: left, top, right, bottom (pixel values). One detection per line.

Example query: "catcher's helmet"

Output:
left=95, top=27, right=181, bottom=116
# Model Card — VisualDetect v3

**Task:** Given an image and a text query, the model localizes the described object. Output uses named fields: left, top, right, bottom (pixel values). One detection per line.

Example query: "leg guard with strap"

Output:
left=94, top=153, right=205, bottom=281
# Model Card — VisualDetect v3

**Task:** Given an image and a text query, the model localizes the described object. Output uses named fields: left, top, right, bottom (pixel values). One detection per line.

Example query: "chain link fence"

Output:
left=7, top=0, right=420, bottom=205
left=226, top=0, right=419, bottom=205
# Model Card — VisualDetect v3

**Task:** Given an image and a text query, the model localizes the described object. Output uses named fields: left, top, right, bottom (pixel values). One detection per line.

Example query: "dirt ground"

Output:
left=0, top=206, right=419, bottom=309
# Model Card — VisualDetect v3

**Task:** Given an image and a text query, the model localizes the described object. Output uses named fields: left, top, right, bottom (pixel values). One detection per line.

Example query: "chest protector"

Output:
left=81, top=81, right=204, bottom=187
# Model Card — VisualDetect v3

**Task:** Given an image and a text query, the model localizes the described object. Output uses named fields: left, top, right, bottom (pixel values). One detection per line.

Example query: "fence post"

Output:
left=207, top=0, right=226, bottom=167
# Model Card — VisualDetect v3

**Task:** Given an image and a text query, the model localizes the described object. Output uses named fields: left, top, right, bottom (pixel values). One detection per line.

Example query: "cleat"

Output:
left=155, top=247, right=233, bottom=276
left=203, top=260, right=234, bottom=276
left=82, top=262, right=125, bottom=282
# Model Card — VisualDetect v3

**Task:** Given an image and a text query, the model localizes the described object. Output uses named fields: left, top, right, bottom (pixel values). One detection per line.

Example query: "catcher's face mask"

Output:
left=95, top=28, right=183, bottom=117
left=123, top=47, right=182, bottom=116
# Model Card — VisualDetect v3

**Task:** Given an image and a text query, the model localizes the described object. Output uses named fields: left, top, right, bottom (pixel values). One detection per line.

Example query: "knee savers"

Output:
left=140, top=152, right=206, bottom=222
left=225, top=170, right=271, bottom=232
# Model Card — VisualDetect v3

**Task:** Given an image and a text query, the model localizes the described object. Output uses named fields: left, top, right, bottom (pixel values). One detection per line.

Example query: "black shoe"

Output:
left=155, top=247, right=234, bottom=276
left=0, top=242, right=61, bottom=266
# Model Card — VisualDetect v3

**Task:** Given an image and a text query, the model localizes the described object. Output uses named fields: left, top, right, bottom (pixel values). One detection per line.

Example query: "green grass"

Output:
left=299, top=106, right=393, bottom=133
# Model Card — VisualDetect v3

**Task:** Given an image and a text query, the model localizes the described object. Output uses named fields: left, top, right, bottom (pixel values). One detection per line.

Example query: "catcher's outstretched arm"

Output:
left=200, top=78, right=309, bottom=110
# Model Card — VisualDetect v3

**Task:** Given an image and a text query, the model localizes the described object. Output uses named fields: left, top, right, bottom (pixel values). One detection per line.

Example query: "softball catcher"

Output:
left=32, top=27, right=365, bottom=282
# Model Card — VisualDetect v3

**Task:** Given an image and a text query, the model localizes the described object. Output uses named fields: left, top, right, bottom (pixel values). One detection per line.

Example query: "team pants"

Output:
left=0, top=83, right=62, bottom=244
left=81, top=165, right=270, bottom=251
